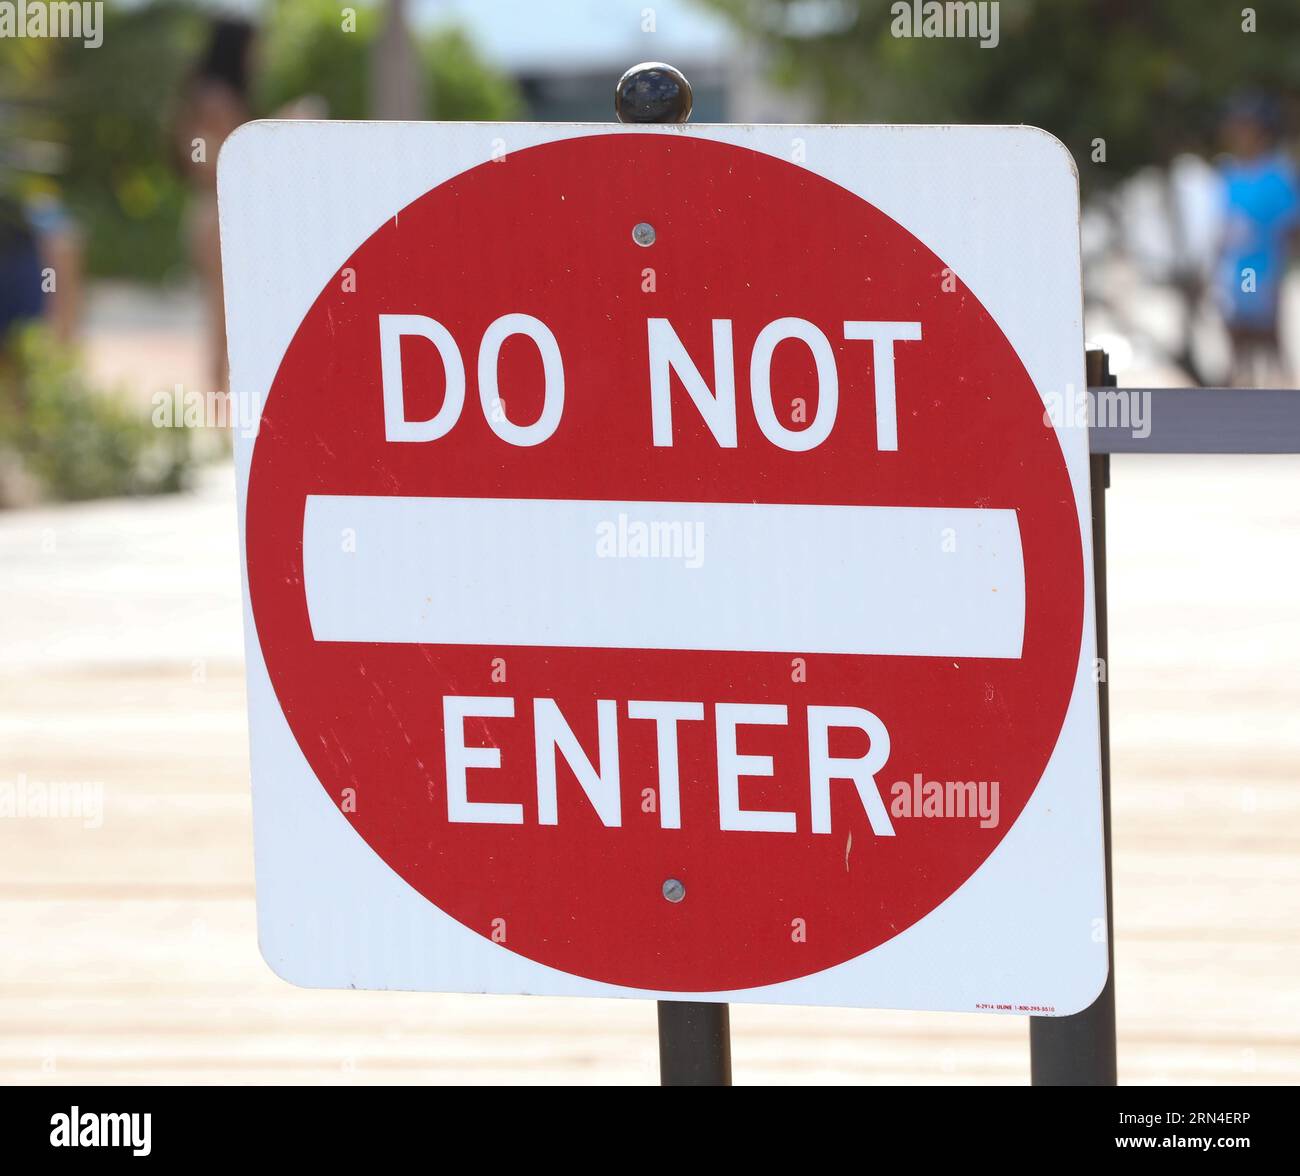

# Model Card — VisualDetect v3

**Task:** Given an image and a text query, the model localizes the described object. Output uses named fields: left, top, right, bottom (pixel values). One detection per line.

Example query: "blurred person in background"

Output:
left=25, top=184, right=83, bottom=346
left=172, top=16, right=257, bottom=419
left=1215, top=92, right=1300, bottom=387
left=0, top=193, right=44, bottom=360
left=171, top=15, right=325, bottom=429
left=0, top=181, right=81, bottom=361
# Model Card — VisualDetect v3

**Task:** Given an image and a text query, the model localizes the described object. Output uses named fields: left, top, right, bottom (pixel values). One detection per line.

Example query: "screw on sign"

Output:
left=219, top=120, right=1106, bottom=1013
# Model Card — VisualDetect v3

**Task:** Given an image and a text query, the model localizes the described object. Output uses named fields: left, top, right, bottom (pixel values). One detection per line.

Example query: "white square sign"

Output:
left=218, top=120, right=1106, bottom=1013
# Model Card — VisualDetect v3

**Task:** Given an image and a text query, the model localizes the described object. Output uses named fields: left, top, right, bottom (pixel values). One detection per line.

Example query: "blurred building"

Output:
left=420, top=0, right=810, bottom=123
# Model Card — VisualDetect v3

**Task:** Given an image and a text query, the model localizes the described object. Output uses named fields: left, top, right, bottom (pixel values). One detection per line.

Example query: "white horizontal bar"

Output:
left=303, top=496, right=1024, bottom=659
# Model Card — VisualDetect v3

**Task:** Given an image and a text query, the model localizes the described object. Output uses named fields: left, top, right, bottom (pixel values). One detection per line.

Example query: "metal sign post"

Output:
left=658, top=1001, right=733, bottom=1086
left=613, top=62, right=735, bottom=1089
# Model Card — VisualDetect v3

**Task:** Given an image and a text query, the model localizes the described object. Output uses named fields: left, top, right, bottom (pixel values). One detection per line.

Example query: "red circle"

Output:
left=247, top=133, right=1083, bottom=991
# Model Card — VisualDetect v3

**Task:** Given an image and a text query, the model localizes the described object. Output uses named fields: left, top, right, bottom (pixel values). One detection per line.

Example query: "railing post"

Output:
left=1029, top=348, right=1118, bottom=1085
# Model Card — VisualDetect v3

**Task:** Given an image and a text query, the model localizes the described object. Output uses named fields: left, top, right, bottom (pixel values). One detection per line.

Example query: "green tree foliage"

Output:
left=256, top=0, right=376, bottom=119
left=421, top=27, right=522, bottom=123
left=700, top=0, right=1300, bottom=186
left=2, top=0, right=520, bottom=282
left=257, top=1, right=520, bottom=122
left=31, top=2, right=202, bottom=281
left=0, top=325, right=192, bottom=502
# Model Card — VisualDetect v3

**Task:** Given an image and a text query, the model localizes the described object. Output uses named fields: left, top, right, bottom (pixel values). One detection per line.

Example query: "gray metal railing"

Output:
left=1090, top=387, right=1300, bottom=454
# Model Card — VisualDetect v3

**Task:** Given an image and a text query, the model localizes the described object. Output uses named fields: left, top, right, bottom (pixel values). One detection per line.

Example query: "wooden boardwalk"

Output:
left=2, top=455, right=1298, bottom=1085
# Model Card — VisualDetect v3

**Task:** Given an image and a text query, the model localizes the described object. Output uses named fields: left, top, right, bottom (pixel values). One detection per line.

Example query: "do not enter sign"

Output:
left=219, top=122, right=1106, bottom=1013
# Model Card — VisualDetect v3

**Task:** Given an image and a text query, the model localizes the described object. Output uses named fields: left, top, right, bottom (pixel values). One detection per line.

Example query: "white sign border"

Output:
left=219, top=121, right=1107, bottom=1015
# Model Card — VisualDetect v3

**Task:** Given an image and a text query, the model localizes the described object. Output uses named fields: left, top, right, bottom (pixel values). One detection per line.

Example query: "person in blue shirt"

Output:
left=0, top=195, right=45, bottom=349
left=1215, top=93, right=1300, bottom=386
